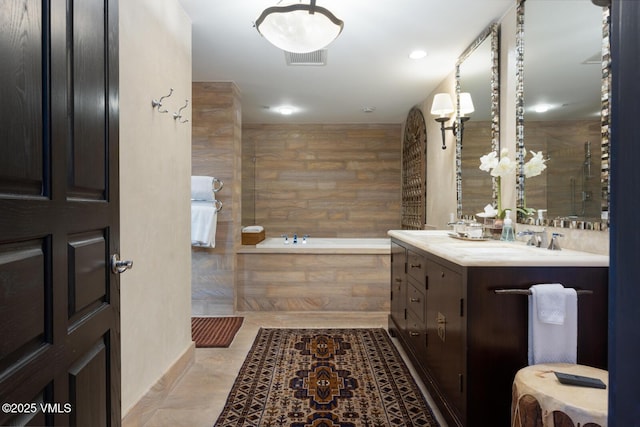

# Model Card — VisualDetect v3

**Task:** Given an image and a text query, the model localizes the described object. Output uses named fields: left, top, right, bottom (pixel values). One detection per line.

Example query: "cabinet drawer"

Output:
left=407, top=249, right=426, bottom=283
left=406, top=310, right=427, bottom=357
left=407, top=279, right=425, bottom=323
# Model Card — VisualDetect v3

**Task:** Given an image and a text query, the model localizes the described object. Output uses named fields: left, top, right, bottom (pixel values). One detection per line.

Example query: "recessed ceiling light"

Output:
left=534, top=104, right=551, bottom=113
left=274, top=106, right=295, bottom=115
left=409, top=50, right=427, bottom=60
left=362, top=107, right=376, bottom=113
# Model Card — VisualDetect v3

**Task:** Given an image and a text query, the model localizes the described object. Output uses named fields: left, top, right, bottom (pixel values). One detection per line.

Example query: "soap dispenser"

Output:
left=500, top=210, right=515, bottom=241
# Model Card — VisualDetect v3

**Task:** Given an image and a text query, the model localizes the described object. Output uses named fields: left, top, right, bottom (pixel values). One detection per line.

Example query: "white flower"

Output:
left=479, top=151, right=498, bottom=172
left=492, top=156, right=516, bottom=178
left=479, top=148, right=515, bottom=178
left=524, top=150, right=547, bottom=178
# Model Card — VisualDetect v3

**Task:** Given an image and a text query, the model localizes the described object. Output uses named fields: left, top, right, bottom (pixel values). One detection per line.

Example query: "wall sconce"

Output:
left=430, top=92, right=474, bottom=150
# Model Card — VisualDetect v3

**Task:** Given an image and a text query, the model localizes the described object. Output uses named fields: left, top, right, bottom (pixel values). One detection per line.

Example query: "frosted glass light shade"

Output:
left=431, top=93, right=455, bottom=117
left=256, top=2, right=344, bottom=54
left=460, top=92, right=475, bottom=116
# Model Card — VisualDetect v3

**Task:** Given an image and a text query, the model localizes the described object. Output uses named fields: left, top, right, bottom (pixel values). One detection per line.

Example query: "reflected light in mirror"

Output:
left=460, top=92, right=475, bottom=116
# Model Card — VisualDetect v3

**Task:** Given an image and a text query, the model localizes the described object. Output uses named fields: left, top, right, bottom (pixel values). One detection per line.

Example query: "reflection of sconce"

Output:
left=430, top=92, right=474, bottom=149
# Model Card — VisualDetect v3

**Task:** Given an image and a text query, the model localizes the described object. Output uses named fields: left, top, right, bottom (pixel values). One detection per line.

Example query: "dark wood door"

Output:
left=0, top=1, right=121, bottom=425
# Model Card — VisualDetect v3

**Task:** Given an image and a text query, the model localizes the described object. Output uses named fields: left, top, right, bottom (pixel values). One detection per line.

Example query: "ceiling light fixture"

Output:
left=275, top=106, right=295, bottom=115
left=409, top=50, right=427, bottom=60
left=255, top=0, right=344, bottom=54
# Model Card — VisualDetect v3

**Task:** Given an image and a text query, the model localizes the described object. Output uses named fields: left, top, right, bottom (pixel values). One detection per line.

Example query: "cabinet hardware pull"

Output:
left=410, top=331, right=420, bottom=337
left=395, top=278, right=402, bottom=282
left=410, top=297, right=420, bottom=303
left=411, top=263, right=421, bottom=269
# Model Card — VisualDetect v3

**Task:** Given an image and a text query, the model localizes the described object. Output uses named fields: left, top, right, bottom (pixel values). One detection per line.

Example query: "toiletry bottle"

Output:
left=500, top=210, right=515, bottom=241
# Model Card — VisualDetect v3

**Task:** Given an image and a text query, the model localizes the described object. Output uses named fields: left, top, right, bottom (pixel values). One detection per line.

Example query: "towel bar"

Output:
left=494, top=289, right=593, bottom=296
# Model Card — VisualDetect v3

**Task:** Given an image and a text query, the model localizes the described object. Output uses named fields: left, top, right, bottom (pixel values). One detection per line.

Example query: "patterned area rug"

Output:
left=191, top=317, right=244, bottom=348
left=214, top=328, right=440, bottom=426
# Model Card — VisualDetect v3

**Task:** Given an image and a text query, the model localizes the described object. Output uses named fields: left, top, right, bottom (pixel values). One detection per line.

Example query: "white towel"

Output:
left=528, top=284, right=577, bottom=365
left=242, top=225, right=264, bottom=233
left=191, top=200, right=217, bottom=247
left=191, top=176, right=215, bottom=201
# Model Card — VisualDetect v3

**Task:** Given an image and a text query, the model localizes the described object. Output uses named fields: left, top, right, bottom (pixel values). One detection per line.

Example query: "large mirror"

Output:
left=456, top=23, right=500, bottom=219
left=517, top=0, right=609, bottom=230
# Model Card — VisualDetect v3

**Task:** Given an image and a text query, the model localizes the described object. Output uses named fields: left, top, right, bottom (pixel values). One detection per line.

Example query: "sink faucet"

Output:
left=281, top=234, right=289, bottom=244
left=293, top=233, right=298, bottom=244
left=516, top=229, right=535, bottom=245
left=302, top=234, right=309, bottom=244
left=517, top=229, right=548, bottom=248
left=548, top=233, right=563, bottom=250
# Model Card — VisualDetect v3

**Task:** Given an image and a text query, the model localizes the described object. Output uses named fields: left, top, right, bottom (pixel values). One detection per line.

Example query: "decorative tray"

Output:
left=447, top=232, right=489, bottom=241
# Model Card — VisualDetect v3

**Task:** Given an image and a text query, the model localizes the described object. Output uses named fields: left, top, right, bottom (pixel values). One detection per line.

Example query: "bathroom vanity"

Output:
left=387, top=230, right=608, bottom=427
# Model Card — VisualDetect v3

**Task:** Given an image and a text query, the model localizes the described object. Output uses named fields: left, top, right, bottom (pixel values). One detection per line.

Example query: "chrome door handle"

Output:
left=111, top=254, right=133, bottom=274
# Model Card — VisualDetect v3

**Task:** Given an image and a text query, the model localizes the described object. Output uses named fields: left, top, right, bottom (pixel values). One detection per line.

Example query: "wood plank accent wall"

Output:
left=242, top=124, right=402, bottom=238
left=191, top=82, right=242, bottom=315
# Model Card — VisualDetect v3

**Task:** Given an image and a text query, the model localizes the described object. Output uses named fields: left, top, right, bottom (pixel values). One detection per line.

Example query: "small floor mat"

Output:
left=191, top=316, right=244, bottom=348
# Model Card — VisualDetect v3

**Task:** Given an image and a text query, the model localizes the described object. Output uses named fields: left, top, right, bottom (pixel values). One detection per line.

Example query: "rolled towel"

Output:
left=242, top=225, right=264, bottom=233
left=191, top=176, right=215, bottom=201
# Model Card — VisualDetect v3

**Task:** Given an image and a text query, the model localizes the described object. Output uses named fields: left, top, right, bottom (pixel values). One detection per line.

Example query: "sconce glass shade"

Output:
left=431, top=93, right=455, bottom=117
left=255, top=1, right=344, bottom=54
left=459, top=92, right=475, bottom=116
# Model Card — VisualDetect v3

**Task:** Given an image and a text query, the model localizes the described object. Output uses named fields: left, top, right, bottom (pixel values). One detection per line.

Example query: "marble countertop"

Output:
left=388, top=230, right=609, bottom=267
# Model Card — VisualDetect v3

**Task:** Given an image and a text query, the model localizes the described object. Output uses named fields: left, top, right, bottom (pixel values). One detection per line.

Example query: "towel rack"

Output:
left=212, top=177, right=223, bottom=193
left=494, top=288, right=593, bottom=296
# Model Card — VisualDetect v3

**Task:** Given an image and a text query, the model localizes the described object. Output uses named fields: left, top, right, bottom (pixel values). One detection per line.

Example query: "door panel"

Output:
left=0, top=1, right=120, bottom=425
left=0, top=0, right=45, bottom=197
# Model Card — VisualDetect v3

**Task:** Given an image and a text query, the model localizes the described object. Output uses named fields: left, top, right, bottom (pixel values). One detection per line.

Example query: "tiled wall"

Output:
left=461, top=120, right=494, bottom=217
left=237, top=253, right=390, bottom=311
left=524, top=119, right=602, bottom=219
left=191, top=82, right=242, bottom=315
left=461, top=119, right=602, bottom=221
left=242, top=124, right=403, bottom=238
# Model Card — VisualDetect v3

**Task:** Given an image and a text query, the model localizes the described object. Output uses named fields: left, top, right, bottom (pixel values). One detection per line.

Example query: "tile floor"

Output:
left=140, top=312, right=448, bottom=427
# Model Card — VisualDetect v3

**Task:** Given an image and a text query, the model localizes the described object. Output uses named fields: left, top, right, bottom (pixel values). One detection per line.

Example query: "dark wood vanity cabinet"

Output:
left=390, top=242, right=407, bottom=332
left=388, top=238, right=608, bottom=427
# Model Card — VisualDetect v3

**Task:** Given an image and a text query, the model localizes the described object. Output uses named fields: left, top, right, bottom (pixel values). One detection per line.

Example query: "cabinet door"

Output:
left=426, top=259, right=465, bottom=414
left=390, top=242, right=407, bottom=331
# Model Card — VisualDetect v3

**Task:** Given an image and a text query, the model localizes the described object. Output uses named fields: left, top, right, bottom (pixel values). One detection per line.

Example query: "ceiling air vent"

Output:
left=285, top=49, right=328, bottom=66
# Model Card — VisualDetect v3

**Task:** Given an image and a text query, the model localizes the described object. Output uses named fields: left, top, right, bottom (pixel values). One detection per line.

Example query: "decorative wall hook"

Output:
left=173, top=99, right=189, bottom=123
left=151, top=88, right=174, bottom=113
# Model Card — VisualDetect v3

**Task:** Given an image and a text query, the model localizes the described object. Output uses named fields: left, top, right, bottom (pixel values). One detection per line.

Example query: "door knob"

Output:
left=111, top=254, right=133, bottom=274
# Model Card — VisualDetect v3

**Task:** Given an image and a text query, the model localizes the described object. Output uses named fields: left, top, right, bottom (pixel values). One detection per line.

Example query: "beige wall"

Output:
left=417, top=75, right=458, bottom=229
left=191, top=82, right=242, bottom=315
left=119, top=0, right=193, bottom=415
left=243, top=124, right=402, bottom=237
